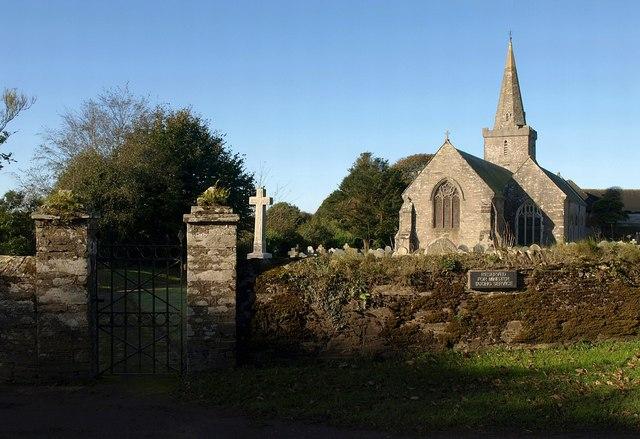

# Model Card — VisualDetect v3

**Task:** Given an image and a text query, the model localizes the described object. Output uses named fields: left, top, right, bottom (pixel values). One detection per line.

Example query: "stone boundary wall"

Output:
left=248, top=254, right=640, bottom=358
left=0, top=214, right=95, bottom=382
left=0, top=256, right=37, bottom=381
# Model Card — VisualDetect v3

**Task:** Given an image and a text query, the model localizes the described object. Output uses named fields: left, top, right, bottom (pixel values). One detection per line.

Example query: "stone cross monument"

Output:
left=247, top=186, right=273, bottom=259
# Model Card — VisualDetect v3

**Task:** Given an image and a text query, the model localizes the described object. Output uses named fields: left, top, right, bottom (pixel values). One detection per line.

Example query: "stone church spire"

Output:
left=483, top=37, right=537, bottom=173
left=494, top=38, right=526, bottom=128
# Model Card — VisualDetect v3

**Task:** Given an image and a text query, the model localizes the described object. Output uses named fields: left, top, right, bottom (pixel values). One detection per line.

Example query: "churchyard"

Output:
left=2, top=178, right=640, bottom=435
left=0, top=101, right=639, bottom=435
left=2, top=6, right=640, bottom=435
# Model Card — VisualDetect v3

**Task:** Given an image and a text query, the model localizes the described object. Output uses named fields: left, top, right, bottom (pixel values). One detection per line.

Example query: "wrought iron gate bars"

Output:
left=92, top=243, right=185, bottom=376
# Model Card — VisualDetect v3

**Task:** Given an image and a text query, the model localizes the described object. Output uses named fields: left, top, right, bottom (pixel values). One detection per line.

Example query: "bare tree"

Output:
left=0, top=88, right=35, bottom=169
left=20, top=85, right=155, bottom=196
left=254, top=160, right=291, bottom=202
left=35, top=85, right=153, bottom=172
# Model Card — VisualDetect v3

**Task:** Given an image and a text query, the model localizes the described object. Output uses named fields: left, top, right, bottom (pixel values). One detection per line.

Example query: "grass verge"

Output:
left=185, top=341, right=640, bottom=434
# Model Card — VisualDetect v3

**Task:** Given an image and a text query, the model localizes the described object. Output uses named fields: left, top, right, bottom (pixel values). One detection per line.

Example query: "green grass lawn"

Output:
left=186, top=341, right=640, bottom=434
left=95, top=266, right=185, bottom=374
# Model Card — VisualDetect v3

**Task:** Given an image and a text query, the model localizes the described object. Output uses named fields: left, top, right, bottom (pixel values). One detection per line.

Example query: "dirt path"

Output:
left=0, top=379, right=635, bottom=439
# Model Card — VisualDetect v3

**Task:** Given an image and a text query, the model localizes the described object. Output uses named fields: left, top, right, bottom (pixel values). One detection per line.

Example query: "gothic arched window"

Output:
left=515, top=201, right=543, bottom=246
left=433, top=181, right=460, bottom=229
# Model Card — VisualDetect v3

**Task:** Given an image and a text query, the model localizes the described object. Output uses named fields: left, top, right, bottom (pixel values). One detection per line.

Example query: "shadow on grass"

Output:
left=185, top=343, right=640, bottom=435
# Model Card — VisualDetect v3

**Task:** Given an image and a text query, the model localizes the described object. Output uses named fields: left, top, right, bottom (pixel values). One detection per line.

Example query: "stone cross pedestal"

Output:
left=247, top=186, right=273, bottom=259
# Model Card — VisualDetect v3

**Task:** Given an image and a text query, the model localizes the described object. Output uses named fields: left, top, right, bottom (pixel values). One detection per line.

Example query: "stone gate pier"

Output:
left=183, top=205, right=239, bottom=370
left=32, top=213, right=97, bottom=380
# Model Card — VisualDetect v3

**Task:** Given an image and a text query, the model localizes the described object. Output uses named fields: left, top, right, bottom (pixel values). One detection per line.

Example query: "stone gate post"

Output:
left=31, top=212, right=96, bottom=380
left=183, top=205, right=239, bottom=370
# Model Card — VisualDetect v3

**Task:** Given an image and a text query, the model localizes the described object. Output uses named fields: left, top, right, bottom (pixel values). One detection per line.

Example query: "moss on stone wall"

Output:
left=250, top=243, right=640, bottom=358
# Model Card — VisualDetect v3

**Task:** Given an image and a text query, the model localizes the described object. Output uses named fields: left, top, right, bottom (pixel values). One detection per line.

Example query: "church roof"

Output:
left=540, top=168, right=586, bottom=204
left=566, top=179, right=589, bottom=200
left=494, top=38, right=526, bottom=129
left=583, top=189, right=640, bottom=212
left=456, top=148, right=513, bottom=195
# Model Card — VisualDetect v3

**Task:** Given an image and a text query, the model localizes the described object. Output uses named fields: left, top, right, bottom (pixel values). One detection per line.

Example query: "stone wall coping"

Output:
left=31, top=212, right=97, bottom=221
left=184, top=205, right=239, bottom=224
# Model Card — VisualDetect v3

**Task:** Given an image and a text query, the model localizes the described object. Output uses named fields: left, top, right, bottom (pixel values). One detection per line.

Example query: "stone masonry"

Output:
left=397, top=141, right=498, bottom=253
left=32, top=213, right=96, bottom=380
left=0, top=256, right=37, bottom=381
left=184, top=205, right=239, bottom=370
left=396, top=38, right=587, bottom=252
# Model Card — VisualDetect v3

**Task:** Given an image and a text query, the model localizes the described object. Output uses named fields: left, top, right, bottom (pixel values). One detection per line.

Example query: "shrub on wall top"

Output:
left=40, top=189, right=85, bottom=218
left=197, top=183, right=230, bottom=207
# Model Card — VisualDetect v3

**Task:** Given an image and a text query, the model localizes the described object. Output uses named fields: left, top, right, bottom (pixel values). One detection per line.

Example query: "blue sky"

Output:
left=2, top=0, right=639, bottom=212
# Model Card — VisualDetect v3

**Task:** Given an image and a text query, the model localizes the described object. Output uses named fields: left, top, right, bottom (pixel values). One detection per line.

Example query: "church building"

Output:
left=396, top=39, right=587, bottom=254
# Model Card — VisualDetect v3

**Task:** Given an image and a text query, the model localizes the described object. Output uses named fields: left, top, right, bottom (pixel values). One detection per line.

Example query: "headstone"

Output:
left=384, top=246, right=393, bottom=254
left=457, top=245, right=470, bottom=253
left=307, top=246, right=315, bottom=255
left=288, top=247, right=299, bottom=258
left=333, top=249, right=345, bottom=255
left=298, top=252, right=307, bottom=258
left=343, top=244, right=358, bottom=255
left=468, top=270, right=518, bottom=291
left=426, top=238, right=457, bottom=254
left=394, top=246, right=409, bottom=256
left=472, top=243, right=487, bottom=254
left=247, top=186, right=273, bottom=259
left=317, top=244, right=327, bottom=255
left=374, top=248, right=385, bottom=258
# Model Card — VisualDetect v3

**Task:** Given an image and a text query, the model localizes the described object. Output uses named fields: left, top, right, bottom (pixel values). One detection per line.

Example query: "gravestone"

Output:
left=426, top=238, right=457, bottom=254
left=288, top=247, right=299, bottom=258
left=247, top=187, right=273, bottom=259
left=473, top=243, right=487, bottom=254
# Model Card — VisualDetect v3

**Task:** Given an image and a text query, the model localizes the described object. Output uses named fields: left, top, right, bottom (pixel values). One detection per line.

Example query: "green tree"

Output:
left=315, top=152, right=404, bottom=251
left=297, top=215, right=355, bottom=249
left=1, top=89, right=35, bottom=169
left=265, top=202, right=310, bottom=256
left=391, top=153, right=433, bottom=186
left=50, top=96, right=254, bottom=241
left=591, top=187, right=628, bottom=239
left=0, top=190, right=40, bottom=255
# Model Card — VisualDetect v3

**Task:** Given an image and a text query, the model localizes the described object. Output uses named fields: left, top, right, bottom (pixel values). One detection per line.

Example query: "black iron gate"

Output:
left=92, top=243, right=186, bottom=375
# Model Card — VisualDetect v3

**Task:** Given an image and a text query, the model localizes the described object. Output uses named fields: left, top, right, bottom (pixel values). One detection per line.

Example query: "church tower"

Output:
left=483, top=38, right=537, bottom=172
